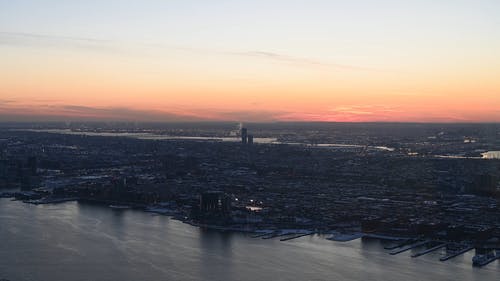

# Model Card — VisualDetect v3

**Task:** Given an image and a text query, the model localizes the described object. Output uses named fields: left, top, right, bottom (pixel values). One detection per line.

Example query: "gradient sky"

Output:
left=1, top=0, right=500, bottom=122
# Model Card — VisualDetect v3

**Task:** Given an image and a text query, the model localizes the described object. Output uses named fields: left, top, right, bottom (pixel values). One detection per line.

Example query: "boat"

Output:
left=472, top=250, right=499, bottom=267
left=473, top=254, right=489, bottom=266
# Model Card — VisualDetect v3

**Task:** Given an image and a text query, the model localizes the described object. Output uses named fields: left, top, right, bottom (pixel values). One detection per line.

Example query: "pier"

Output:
left=384, top=239, right=415, bottom=250
left=252, top=230, right=314, bottom=240
left=473, top=254, right=500, bottom=267
left=280, top=232, right=314, bottom=241
left=363, top=234, right=407, bottom=241
left=439, top=245, right=474, bottom=261
left=411, top=243, right=447, bottom=258
left=473, top=250, right=500, bottom=267
left=389, top=240, right=430, bottom=255
left=262, top=231, right=293, bottom=239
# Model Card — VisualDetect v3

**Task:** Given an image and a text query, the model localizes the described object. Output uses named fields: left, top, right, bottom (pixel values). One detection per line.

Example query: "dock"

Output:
left=384, top=239, right=414, bottom=250
left=280, top=232, right=314, bottom=241
left=411, top=243, right=447, bottom=258
left=262, top=231, right=291, bottom=239
left=389, top=240, right=430, bottom=255
left=439, top=245, right=474, bottom=261
left=24, top=197, right=78, bottom=205
left=364, top=234, right=408, bottom=241
left=473, top=253, right=500, bottom=267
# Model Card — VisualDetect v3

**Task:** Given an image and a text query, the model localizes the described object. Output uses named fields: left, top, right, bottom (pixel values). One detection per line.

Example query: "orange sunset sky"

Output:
left=1, top=0, right=500, bottom=122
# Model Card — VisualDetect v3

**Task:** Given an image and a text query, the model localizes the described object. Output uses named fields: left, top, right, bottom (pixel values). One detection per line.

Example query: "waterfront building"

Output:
left=200, top=191, right=231, bottom=215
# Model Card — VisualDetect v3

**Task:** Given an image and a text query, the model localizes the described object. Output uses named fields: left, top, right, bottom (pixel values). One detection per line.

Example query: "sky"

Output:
left=1, top=0, right=500, bottom=122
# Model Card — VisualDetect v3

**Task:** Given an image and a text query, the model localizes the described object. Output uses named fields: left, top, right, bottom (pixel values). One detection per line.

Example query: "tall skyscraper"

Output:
left=241, top=128, right=248, bottom=144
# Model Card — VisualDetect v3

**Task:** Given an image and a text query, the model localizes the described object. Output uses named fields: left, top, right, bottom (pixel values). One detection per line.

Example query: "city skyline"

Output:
left=1, top=0, right=500, bottom=122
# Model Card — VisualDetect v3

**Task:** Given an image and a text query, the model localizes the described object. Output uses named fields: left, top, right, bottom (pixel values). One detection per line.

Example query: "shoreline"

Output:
left=4, top=195, right=431, bottom=241
left=1, top=196, right=492, bottom=268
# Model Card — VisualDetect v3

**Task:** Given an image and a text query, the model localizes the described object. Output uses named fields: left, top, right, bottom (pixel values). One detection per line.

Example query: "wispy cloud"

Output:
left=0, top=31, right=370, bottom=71
left=0, top=31, right=109, bottom=44
left=0, top=31, right=117, bottom=52
left=0, top=93, right=302, bottom=122
left=273, top=105, right=406, bottom=122
left=236, top=51, right=372, bottom=70
left=1, top=102, right=499, bottom=123
left=0, top=103, right=199, bottom=122
left=330, top=105, right=401, bottom=115
left=0, top=99, right=15, bottom=105
left=195, top=109, right=287, bottom=122
left=0, top=102, right=287, bottom=122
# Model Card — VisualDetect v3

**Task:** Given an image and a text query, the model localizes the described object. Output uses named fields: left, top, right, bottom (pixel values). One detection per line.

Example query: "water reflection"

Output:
left=23, top=129, right=396, bottom=151
left=0, top=199, right=498, bottom=281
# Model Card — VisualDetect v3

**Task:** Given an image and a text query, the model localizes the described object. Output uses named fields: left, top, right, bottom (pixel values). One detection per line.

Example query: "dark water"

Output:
left=0, top=199, right=498, bottom=281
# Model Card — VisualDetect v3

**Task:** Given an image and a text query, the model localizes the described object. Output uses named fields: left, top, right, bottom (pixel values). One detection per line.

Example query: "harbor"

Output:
left=3, top=188, right=498, bottom=270
left=247, top=229, right=500, bottom=268
left=1, top=197, right=499, bottom=281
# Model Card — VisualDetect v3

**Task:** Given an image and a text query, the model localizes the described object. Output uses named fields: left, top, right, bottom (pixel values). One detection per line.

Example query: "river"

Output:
left=0, top=199, right=498, bottom=281
left=19, top=129, right=395, bottom=151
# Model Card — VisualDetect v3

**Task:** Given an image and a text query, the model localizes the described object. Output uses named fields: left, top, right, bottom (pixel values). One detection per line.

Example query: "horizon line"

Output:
left=1, top=120, right=500, bottom=125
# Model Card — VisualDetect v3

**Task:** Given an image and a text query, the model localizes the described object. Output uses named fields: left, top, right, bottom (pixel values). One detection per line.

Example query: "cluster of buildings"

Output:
left=0, top=125, right=499, bottom=245
left=0, top=152, right=39, bottom=190
left=240, top=127, right=253, bottom=145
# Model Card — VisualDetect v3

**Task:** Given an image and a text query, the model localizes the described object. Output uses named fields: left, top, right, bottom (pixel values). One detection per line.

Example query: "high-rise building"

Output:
left=200, top=191, right=231, bottom=215
left=241, top=128, right=248, bottom=144
left=247, top=134, right=254, bottom=145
